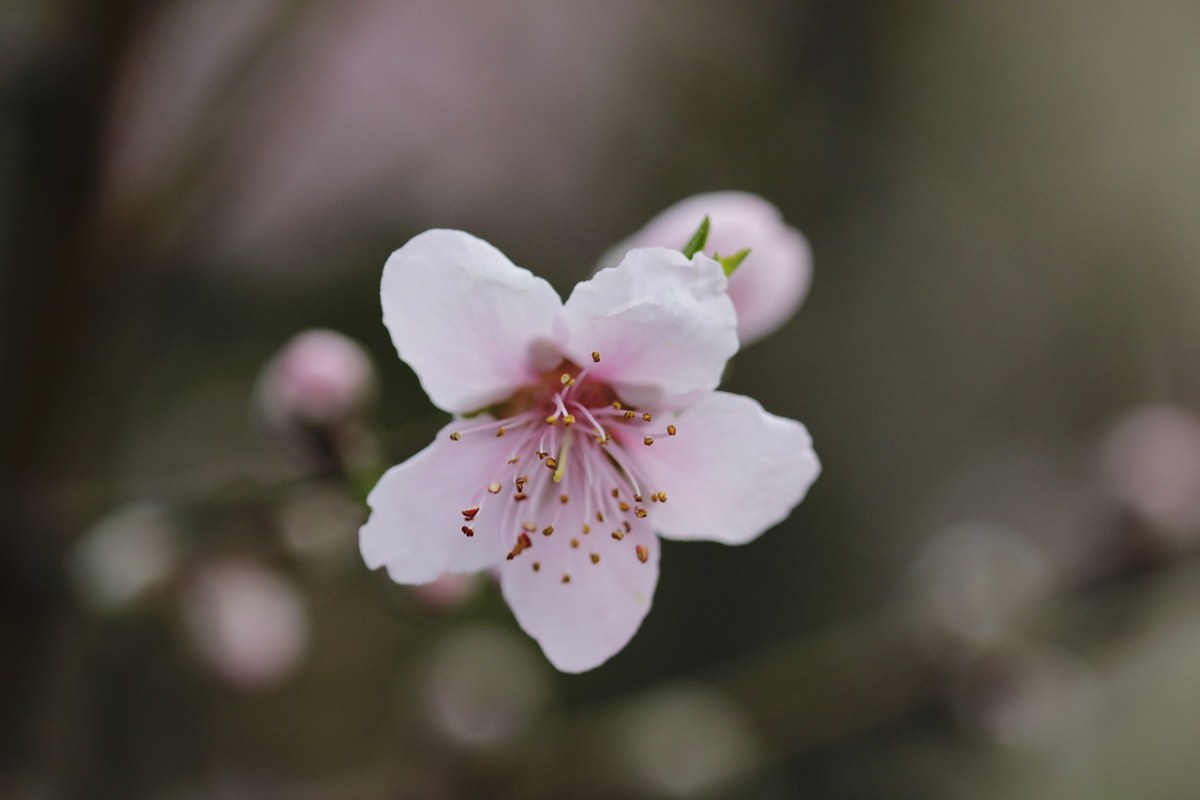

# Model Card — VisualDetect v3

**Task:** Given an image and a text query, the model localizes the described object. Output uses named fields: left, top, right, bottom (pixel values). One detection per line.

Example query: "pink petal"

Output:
left=382, top=230, right=562, bottom=414
left=499, top=515, right=659, bottom=673
left=634, top=392, right=819, bottom=545
left=614, top=192, right=812, bottom=345
left=360, top=420, right=515, bottom=584
left=558, top=248, right=737, bottom=406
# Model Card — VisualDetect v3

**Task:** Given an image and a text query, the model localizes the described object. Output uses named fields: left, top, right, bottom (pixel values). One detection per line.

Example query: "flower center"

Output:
left=448, top=351, right=673, bottom=580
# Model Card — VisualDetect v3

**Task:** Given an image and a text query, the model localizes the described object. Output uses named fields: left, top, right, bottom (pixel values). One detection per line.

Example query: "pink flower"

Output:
left=360, top=230, right=820, bottom=672
left=607, top=192, right=813, bottom=345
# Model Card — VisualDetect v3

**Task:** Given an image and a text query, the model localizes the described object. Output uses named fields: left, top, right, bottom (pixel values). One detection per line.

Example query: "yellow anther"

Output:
left=619, top=501, right=630, bottom=512
left=561, top=574, right=571, bottom=584
left=624, top=410, right=636, bottom=420
left=612, top=401, right=623, bottom=410
left=560, top=373, right=571, bottom=385
left=667, top=424, right=677, bottom=436
left=658, top=492, right=668, bottom=503
left=562, top=414, right=576, bottom=426
left=542, top=526, right=555, bottom=536
left=643, top=436, right=654, bottom=446
left=590, top=553, right=601, bottom=564
left=522, top=522, right=537, bottom=532
left=560, top=493, right=570, bottom=504
left=570, top=538, right=579, bottom=549
left=532, top=561, right=541, bottom=572
left=545, top=415, right=559, bottom=425
left=596, top=511, right=605, bottom=522
left=544, top=457, right=558, bottom=470
left=634, top=507, right=648, bottom=518
left=623, top=521, right=632, bottom=532
left=611, top=488, right=620, bottom=498
left=488, top=482, right=502, bottom=494
left=496, top=426, right=506, bottom=437
left=449, top=432, right=462, bottom=441
left=611, top=530, right=625, bottom=541
left=592, top=351, right=601, bottom=363
left=582, top=523, right=591, bottom=534
left=507, top=456, right=519, bottom=464
left=642, top=412, right=652, bottom=422
left=633, top=494, right=644, bottom=502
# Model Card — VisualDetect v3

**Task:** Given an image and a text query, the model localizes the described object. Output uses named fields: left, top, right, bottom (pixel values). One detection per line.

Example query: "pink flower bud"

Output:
left=607, top=192, right=813, bottom=345
left=257, top=329, right=375, bottom=428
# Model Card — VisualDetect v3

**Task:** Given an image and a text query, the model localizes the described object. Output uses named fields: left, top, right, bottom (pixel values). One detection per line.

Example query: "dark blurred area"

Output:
left=4, top=1, right=1200, bottom=797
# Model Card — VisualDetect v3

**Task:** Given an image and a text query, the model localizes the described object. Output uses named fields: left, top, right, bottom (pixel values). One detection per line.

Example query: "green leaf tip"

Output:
left=716, top=248, right=751, bottom=276
left=681, top=215, right=710, bottom=259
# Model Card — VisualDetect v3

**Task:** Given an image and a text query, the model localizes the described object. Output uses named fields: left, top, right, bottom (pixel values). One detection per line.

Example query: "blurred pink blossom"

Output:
left=409, top=572, right=479, bottom=612
left=605, top=192, right=813, bottom=344
left=181, top=559, right=309, bottom=689
left=256, top=329, right=375, bottom=429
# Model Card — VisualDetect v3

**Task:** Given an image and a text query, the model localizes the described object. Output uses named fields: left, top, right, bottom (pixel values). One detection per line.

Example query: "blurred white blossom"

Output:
left=69, top=502, right=181, bottom=614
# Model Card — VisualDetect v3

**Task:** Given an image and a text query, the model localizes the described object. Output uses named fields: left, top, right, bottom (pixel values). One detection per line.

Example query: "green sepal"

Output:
left=681, top=215, right=710, bottom=259
left=715, top=248, right=751, bottom=276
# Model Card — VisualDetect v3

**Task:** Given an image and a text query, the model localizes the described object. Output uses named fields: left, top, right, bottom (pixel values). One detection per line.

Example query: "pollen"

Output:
left=462, top=507, right=480, bottom=521
left=667, top=424, right=677, bottom=436
left=488, top=482, right=502, bottom=494
left=542, top=525, right=555, bottom=537
left=449, top=432, right=462, bottom=441
left=636, top=545, right=649, bottom=563
left=592, top=351, right=601, bottom=363
left=643, top=436, right=654, bottom=446
left=611, top=530, right=625, bottom=541
left=461, top=525, right=474, bottom=537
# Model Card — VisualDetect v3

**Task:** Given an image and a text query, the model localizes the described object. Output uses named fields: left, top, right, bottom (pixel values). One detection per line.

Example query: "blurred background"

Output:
left=3, top=0, right=1200, bottom=797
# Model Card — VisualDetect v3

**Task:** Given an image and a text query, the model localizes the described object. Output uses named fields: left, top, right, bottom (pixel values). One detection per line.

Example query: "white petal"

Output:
left=558, top=248, right=737, bottom=406
left=360, top=420, right=515, bottom=584
left=608, top=192, right=813, bottom=345
left=634, top=391, right=819, bottom=545
left=382, top=230, right=562, bottom=414
left=499, top=516, right=659, bottom=673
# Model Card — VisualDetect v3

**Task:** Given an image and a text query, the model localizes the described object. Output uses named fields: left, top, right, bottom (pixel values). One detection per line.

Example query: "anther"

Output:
left=542, top=526, right=555, bottom=537
left=619, top=501, right=630, bottom=512
left=449, top=432, right=462, bottom=441
left=611, top=488, right=620, bottom=498
left=667, top=424, right=677, bottom=436
left=515, top=476, right=527, bottom=491
left=612, top=401, right=623, bottom=410
left=623, top=521, right=632, bottom=533
left=562, top=574, right=571, bottom=584
left=514, top=492, right=528, bottom=502
left=590, top=553, right=601, bottom=564
left=595, top=511, right=605, bottom=522
left=532, top=561, right=541, bottom=572
left=624, top=410, right=636, bottom=420
left=496, top=426, right=506, bottom=437
left=507, top=456, right=519, bottom=464
left=570, top=538, right=580, bottom=549
left=544, top=457, right=558, bottom=471
left=461, top=525, right=474, bottom=537
left=545, top=415, right=559, bottom=425
left=592, top=351, right=601, bottom=363
left=582, top=523, right=591, bottom=534
left=537, top=451, right=549, bottom=460
left=522, top=522, right=537, bottom=532
left=643, top=436, right=654, bottom=446
left=657, top=491, right=668, bottom=503
left=611, top=530, right=625, bottom=541
left=636, top=545, right=649, bottom=563
left=562, top=414, right=576, bottom=426
left=462, top=507, right=480, bottom=521
left=635, top=507, right=648, bottom=518
left=488, top=482, right=502, bottom=494
left=518, top=532, right=533, bottom=550
left=560, top=373, right=571, bottom=385
left=560, top=493, right=569, bottom=504
left=642, top=412, right=652, bottom=422
left=633, top=494, right=644, bottom=502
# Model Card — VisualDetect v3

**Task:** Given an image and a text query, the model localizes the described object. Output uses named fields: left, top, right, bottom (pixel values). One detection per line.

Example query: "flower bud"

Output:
left=256, top=329, right=375, bottom=429
left=604, top=192, right=812, bottom=344
left=69, top=502, right=180, bottom=615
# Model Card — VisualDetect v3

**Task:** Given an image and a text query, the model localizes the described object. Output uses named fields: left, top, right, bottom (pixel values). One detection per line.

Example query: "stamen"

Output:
left=643, top=436, right=654, bottom=446
left=532, top=561, right=541, bottom=572
left=514, top=492, right=528, bottom=502
left=619, top=501, right=630, bottom=512
left=462, top=507, right=480, bottom=521
left=642, top=412, right=652, bottom=422
left=507, top=456, right=519, bottom=464
left=582, top=523, right=591, bottom=534
left=449, top=432, right=462, bottom=441
left=562, top=414, right=576, bottom=426
left=461, top=525, right=474, bottom=537
left=544, top=457, right=558, bottom=471
left=542, top=526, right=555, bottom=537
left=488, top=482, right=502, bottom=494
left=515, top=476, right=528, bottom=492
left=611, top=530, right=624, bottom=541
left=562, top=574, right=571, bottom=584
left=636, top=545, right=649, bottom=563
left=560, top=493, right=570, bottom=504
left=633, top=494, right=644, bottom=502
left=522, top=522, right=537, bottom=532
left=612, top=401, right=623, bottom=410
left=560, top=373, right=571, bottom=385
left=634, top=507, right=648, bottom=518
left=590, top=553, right=600, bottom=564
left=667, top=424, right=677, bottom=436
left=592, top=351, right=601, bottom=363
left=623, top=521, right=632, bottom=533
left=518, top=532, right=533, bottom=550
left=611, top=488, right=620, bottom=498
left=570, top=538, right=579, bottom=549
left=625, top=410, right=636, bottom=420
